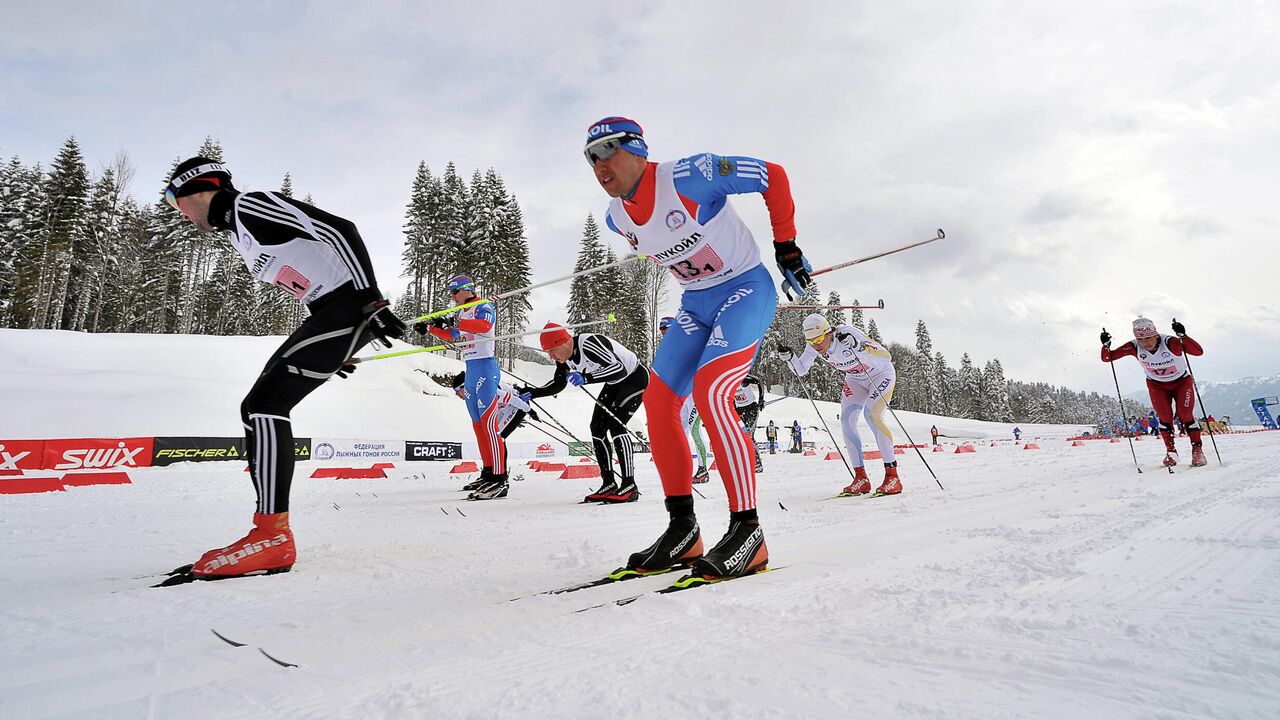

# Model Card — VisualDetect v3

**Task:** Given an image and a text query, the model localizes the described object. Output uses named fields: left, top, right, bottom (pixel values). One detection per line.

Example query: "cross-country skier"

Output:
left=930, top=424, right=940, bottom=447
left=414, top=274, right=508, bottom=493
left=164, top=157, right=405, bottom=580
left=524, top=323, right=649, bottom=503
left=779, top=313, right=901, bottom=496
left=734, top=375, right=767, bottom=473
left=584, top=116, right=812, bottom=579
left=449, top=371, right=535, bottom=499
left=791, top=420, right=803, bottom=453
left=766, top=420, right=779, bottom=454
left=1101, top=317, right=1207, bottom=467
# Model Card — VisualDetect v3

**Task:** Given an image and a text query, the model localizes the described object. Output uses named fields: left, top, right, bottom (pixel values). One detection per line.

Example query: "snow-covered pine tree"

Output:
left=915, top=319, right=942, bottom=414
left=956, top=352, right=981, bottom=419
left=400, top=162, right=435, bottom=337
left=23, top=138, right=89, bottom=329
left=0, top=157, right=45, bottom=326
left=74, top=166, right=123, bottom=331
left=866, top=317, right=884, bottom=344
left=485, top=171, right=532, bottom=369
left=567, top=214, right=608, bottom=324
left=935, top=351, right=958, bottom=417
left=825, top=291, right=846, bottom=328
left=981, top=358, right=1012, bottom=422
left=849, top=298, right=865, bottom=331
left=280, top=172, right=294, bottom=198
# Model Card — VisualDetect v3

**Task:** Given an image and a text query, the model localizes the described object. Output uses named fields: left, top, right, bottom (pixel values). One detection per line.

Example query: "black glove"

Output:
left=835, top=331, right=854, bottom=345
left=430, top=315, right=455, bottom=330
left=774, top=239, right=812, bottom=298
left=1171, top=320, right=1186, bottom=337
left=360, top=296, right=407, bottom=348
left=777, top=344, right=795, bottom=361
left=412, top=320, right=430, bottom=334
left=335, top=360, right=358, bottom=379
left=1100, top=330, right=1111, bottom=347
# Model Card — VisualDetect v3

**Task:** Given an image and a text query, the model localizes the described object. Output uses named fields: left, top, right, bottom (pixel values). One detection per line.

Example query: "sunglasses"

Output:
left=804, top=333, right=828, bottom=345
left=584, top=133, right=642, bottom=166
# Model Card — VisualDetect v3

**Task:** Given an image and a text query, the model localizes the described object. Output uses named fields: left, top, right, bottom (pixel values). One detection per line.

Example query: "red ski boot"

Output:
left=840, top=466, right=871, bottom=496
left=192, top=512, right=295, bottom=579
left=874, top=464, right=903, bottom=496
left=1162, top=451, right=1179, bottom=467
left=1190, top=446, right=1207, bottom=467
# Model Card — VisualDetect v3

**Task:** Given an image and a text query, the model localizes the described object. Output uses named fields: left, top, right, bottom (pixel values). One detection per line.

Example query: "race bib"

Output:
left=274, top=265, right=312, bottom=299
left=668, top=244, right=726, bottom=282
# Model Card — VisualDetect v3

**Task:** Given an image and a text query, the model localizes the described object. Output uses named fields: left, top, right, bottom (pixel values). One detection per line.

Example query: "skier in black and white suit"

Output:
left=525, top=323, right=650, bottom=504
left=164, top=156, right=405, bottom=580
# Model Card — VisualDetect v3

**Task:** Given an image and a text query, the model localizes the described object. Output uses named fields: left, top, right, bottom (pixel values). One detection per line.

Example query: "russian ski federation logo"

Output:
left=665, top=209, right=687, bottom=230
left=708, top=325, right=729, bottom=348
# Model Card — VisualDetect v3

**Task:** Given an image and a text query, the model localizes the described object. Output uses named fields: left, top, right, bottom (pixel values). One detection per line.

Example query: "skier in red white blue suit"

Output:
left=584, top=116, right=814, bottom=580
left=415, top=274, right=507, bottom=494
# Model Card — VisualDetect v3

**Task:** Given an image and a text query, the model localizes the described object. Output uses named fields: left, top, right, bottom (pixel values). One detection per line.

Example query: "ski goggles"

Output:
left=584, top=133, right=644, bottom=165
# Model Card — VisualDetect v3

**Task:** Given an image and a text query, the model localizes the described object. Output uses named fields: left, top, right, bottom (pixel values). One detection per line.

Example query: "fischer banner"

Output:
left=152, top=437, right=312, bottom=466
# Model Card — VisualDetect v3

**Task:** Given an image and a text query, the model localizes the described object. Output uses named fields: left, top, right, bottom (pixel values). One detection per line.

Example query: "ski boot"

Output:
left=874, top=464, right=903, bottom=496
left=601, top=478, right=640, bottom=503
left=192, top=512, right=295, bottom=579
left=840, top=466, right=871, bottom=496
left=1163, top=451, right=1179, bottom=467
left=627, top=497, right=703, bottom=572
left=469, top=474, right=509, bottom=500
left=690, top=516, right=768, bottom=579
left=1190, top=446, right=1207, bottom=467
left=692, top=465, right=710, bottom=484
left=584, top=480, right=618, bottom=503
left=463, top=468, right=491, bottom=492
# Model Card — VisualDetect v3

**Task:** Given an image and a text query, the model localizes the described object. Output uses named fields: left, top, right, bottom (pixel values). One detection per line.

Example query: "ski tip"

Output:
left=259, top=648, right=298, bottom=668
left=211, top=629, right=248, bottom=647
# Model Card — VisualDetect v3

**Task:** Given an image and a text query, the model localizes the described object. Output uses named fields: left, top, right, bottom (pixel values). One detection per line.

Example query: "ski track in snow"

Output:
left=1, top=430, right=1276, bottom=719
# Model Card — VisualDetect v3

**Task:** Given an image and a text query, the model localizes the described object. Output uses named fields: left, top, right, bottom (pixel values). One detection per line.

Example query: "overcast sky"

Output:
left=2, top=1, right=1276, bottom=397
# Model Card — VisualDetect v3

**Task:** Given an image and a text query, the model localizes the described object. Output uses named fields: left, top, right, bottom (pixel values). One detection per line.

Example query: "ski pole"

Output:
left=886, top=406, right=943, bottom=489
left=783, top=230, right=945, bottom=301
left=1103, top=328, right=1143, bottom=475
left=351, top=315, right=615, bottom=363
left=1173, top=319, right=1223, bottom=465
left=786, top=361, right=859, bottom=485
left=777, top=300, right=885, bottom=311
left=521, top=417, right=594, bottom=460
left=412, top=255, right=647, bottom=323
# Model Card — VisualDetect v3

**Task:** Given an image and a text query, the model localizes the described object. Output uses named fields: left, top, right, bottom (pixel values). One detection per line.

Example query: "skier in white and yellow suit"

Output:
left=780, top=314, right=901, bottom=496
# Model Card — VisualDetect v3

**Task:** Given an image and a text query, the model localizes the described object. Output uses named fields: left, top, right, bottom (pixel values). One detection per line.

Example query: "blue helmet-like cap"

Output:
left=585, top=116, right=648, bottom=158
left=448, top=274, right=476, bottom=293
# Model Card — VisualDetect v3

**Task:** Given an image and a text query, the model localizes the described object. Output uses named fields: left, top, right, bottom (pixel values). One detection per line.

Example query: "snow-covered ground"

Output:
left=1, top=330, right=1277, bottom=719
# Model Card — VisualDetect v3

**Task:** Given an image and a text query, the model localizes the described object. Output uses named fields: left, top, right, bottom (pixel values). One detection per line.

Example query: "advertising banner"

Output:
left=312, top=438, right=404, bottom=462
left=152, top=437, right=311, bottom=466
left=42, top=437, right=155, bottom=472
left=403, top=440, right=463, bottom=461
left=0, top=440, right=47, bottom=471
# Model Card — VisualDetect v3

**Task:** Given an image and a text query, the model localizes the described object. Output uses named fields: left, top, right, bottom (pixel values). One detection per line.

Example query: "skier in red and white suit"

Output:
left=1101, top=317, right=1206, bottom=467
left=585, top=116, right=814, bottom=580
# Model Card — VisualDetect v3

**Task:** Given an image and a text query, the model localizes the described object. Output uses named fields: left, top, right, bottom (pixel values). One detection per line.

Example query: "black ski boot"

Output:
left=691, top=512, right=768, bottom=579
left=601, top=478, right=640, bottom=503
left=584, top=480, right=618, bottom=503
left=692, top=465, right=710, bottom=484
left=627, top=496, right=703, bottom=572
left=463, top=468, right=491, bottom=492
left=469, top=473, right=509, bottom=501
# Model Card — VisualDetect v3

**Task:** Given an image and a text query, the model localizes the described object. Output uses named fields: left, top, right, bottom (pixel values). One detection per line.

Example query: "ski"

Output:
left=211, top=629, right=299, bottom=668
left=870, top=492, right=902, bottom=499
left=153, top=565, right=291, bottom=588
left=576, top=567, right=781, bottom=612
left=512, top=566, right=680, bottom=600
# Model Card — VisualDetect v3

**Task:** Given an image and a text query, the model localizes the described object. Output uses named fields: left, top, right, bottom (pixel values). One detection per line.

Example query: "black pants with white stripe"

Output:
left=591, top=367, right=649, bottom=484
left=241, top=283, right=371, bottom=515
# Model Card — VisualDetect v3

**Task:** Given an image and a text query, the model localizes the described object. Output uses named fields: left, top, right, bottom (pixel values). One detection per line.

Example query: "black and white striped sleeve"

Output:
left=579, top=334, right=629, bottom=384
left=235, top=191, right=379, bottom=292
